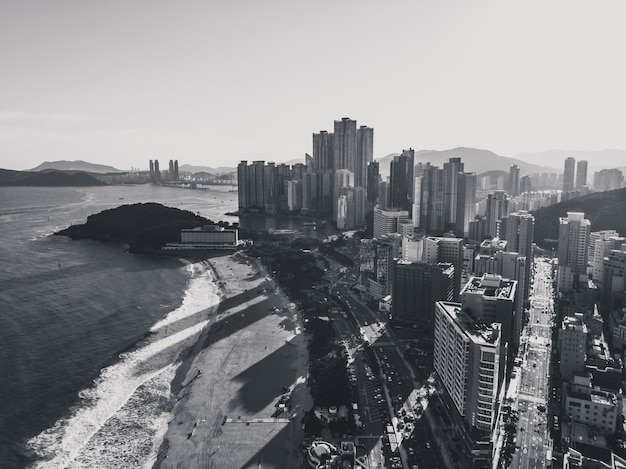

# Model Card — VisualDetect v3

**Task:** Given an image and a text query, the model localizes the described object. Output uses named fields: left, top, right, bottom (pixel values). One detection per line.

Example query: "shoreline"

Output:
left=151, top=251, right=311, bottom=469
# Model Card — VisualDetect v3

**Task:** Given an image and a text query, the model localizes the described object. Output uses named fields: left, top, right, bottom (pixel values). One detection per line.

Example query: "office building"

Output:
left=373, top=207, right=409, bottom=239
left=563, top=157, right=576, bottom=191
left=576, top=160, right=588, bottom=189
left=557, top=212, right=591, bottom=294
left=392, top=261, right=454, bottom=327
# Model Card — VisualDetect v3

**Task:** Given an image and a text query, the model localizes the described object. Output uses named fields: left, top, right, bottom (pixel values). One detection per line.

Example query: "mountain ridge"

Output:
left=31, top=160, right=121, bottom=173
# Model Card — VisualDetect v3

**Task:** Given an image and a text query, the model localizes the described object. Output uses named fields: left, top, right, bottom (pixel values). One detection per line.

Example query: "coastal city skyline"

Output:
left=2, top=1, right=626, bottom=171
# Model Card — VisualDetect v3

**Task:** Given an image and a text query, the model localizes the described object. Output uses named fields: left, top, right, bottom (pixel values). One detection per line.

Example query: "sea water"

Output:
left=0, top=185, right=236, bottom=468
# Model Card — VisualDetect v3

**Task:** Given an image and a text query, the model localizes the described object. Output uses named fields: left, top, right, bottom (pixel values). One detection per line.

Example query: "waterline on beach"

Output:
left=26, top=262, right=220, bottom=468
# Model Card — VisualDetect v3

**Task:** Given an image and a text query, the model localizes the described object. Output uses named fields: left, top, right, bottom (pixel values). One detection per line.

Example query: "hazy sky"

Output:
left=1, top=1, right=625, bottom=171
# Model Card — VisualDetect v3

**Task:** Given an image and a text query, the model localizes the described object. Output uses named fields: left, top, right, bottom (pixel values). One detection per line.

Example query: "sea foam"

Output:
left=27, top=261, right=220, bottom=468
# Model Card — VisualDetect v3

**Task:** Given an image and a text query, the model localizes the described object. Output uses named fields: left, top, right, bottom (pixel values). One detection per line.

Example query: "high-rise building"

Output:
left=419, top=165, right=446, bottom=233
left=287, top=180, right=302, bottom=211
left=333, top=118, right=357, bottom=174
left=373, top=207, right=409, bottom=239
left=601, top=246, right=626, bottom=313
left=424, top=236, right=464, bottom=300
left=557, top=212, right=591, bottom=293
left=594, top=168, right=624, bottom=192
left=456, top=172, right=477, bottom=237
left=169, top=160, right=174, bottom=180
left=153, top=159, right=161, bottom=183
left=366, top=161, right=380, bottom=206
left=356, top=125, right=373, bottom=188
left=519, top=175, right=531, bottom=194
left=149, top=160, right=155, bottom=182
left=500, top=210, right=534, bottom=301
left=389, top=149, right=414, bottom=211
left=312, top=130, right=334, bottom=172
left=472, top=252, right=526, bottom=344
left=509, top=165, right=520, bottom=197
left=460, top=274, right=518, bottom=347
left=434, top=301, right=503, bottom=466
left=485, top=191, right=509, bottom=239
left=559, top=313, right=587, bottom=381
left=392, top=261, right=454, bottom=327
left=337, top=187, right=366, bottom=229
left=443, top=157, right=464, bottom=228
left=588, top=230, right=622, bottom=282
left=563, top=157, right=576, bottom=191
left=575, top=160, right=588, bottom=189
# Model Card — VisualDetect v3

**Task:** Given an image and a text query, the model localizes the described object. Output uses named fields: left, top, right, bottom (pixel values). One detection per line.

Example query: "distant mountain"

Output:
left=0, top=169, right=106, bottom=186
left=179, top=164, right=238, bottom=175
left=532, top=188, right=626, bottom=248
left=375, top=147, right=554, bottom=180
left=514, top=149, right=626, bottom=173
left=31, top=160, right=121, bottom=173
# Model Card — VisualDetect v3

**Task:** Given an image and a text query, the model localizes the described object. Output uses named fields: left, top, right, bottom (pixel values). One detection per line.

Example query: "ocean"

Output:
left=0, top=185, right=241, bottom=468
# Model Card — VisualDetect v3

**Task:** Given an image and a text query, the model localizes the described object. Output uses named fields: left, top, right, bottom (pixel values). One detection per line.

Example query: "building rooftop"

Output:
left=437, top=301, right=500, bottom=345
left=461, top=274, right=516, bottom=300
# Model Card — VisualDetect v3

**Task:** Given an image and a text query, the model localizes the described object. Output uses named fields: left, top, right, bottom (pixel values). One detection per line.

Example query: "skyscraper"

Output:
left=366, top=161, right=380, bottom=206
left=419, top=165, right=446, bottom=233
left=509, top=164, right=520, bottom=197
left=576, top=160, right=588, bottom=189
left=456, top=172, right=477, bottom=236
left=563, top=157, right=576, bottom=191
left=557, top=212, right=591, bottom=293
left=356, top=125, right=373, bottom=188
left=485, top=191, right=509, bottom=239
left=389, top=149, right=414, bottom=211
left=312, top=130, right=334, bottom=172
left=443, top=157, right=464, bottom=228
left=333, top=118, right=357, bottom=174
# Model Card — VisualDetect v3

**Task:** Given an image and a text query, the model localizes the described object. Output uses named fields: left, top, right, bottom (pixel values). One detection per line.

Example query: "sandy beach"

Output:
left=153, top=251, right=311, bottom=469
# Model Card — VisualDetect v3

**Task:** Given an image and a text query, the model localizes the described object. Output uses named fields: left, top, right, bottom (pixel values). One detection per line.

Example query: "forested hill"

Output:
left=0, top=169, right=106, bottom=186
left=55, top=203, right=233, bottom=252
left=532, top=188, right=626, bottom=247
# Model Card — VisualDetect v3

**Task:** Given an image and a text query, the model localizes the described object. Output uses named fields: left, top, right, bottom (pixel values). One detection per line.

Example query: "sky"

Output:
left=1, top=0, right=625, bottom=171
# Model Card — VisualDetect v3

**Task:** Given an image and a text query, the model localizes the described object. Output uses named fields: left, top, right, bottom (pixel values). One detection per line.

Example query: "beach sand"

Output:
left=153, top=252, right=311, bottom=469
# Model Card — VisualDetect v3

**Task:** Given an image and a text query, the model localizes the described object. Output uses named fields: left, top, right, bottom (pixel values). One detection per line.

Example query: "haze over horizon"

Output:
left=1, top=1, right=625, bottom=171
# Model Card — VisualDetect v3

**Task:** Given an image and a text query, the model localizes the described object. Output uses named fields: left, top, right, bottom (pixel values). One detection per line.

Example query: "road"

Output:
left=510, top=257, right=554, bottom=469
